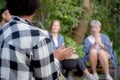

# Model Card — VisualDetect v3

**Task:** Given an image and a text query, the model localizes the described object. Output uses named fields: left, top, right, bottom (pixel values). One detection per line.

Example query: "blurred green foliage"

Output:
left=63, top=34, right=84, bottom=58
left=0, top=0, right=6, bottom=21
left=0, top=0, right=6, bottom=10
left=38, top=0, right=84, bottom=32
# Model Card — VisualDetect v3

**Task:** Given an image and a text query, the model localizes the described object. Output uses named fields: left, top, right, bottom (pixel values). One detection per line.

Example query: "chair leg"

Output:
left=110, top=68, right=117, bottom=80
left=114, top=68, right=117, bottom=80
left=66, top=70, right=74, bottom=80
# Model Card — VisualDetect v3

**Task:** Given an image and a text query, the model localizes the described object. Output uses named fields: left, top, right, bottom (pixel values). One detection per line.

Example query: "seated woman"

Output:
left=49, top=19, right=95, bottom=80
left=83, top=20, right=113, bottom=80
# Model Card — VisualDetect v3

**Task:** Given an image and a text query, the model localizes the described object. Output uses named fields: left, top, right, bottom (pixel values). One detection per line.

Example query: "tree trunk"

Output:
left=71, top=0, right=92, bottom=45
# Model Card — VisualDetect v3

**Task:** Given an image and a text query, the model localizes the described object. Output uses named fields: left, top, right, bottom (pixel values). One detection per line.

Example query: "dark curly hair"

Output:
left=0, top=6, right=7, bottom=15
left=6, top=0, right=40, bottom=16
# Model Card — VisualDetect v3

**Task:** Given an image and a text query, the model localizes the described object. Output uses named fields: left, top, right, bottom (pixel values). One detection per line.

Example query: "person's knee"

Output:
left=98, top=50, right=105, bottom=54
left=89, top=49, right=98, bottom=61
left=89, top=49, right=97, bottom=55
left=98, top=50, right=106, bottom=57
left=98, top=50, right=110, bottom=61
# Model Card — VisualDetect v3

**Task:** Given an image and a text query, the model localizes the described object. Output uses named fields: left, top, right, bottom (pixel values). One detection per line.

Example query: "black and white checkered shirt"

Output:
left=0, top=16, right=58, bottom=80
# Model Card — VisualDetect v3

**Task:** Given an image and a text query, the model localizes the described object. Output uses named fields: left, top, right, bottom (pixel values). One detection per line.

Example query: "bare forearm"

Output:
left=98, top=42, right=105, bottom=50
left=90, top=43, right=96, bottom=49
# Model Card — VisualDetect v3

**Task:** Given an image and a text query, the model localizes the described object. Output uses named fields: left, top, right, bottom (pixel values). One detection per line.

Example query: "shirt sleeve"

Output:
left=54, top=58, right=60, bottom=75
left=83, top=38, right=91, bottom=54
left=104, top=35, right=112, bottom=54
left=31, top=37, right=58, bottom=80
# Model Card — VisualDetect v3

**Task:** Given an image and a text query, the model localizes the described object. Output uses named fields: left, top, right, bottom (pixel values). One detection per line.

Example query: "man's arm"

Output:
left=31, top=38, right=58, bottom=80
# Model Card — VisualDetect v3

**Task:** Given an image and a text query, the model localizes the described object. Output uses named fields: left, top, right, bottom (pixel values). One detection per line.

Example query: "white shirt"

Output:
left=88, top=35, right=101, bottom=50
left=53, top=38, right=58, bottom=48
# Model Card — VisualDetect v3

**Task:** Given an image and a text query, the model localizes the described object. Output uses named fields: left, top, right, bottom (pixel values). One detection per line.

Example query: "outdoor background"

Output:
left=0, top=0, right=120, bottom=64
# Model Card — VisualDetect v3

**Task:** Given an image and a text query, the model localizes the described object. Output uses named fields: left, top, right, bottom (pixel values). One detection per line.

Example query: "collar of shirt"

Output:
left=12, top=16, right=33, bottom=26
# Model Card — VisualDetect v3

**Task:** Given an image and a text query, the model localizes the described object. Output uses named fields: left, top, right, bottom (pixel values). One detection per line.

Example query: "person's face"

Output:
left=2, top=10, right=12, bottom=22
left=91, top=25, right=101, bottom=35
left=51, top=21, right=61, bottom=33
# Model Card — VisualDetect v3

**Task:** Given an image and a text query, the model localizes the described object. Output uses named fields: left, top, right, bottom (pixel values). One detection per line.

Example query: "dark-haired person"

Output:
left=0, top=6, right=12, bottom=28
left=49, top=20, right=95, bottom=80
left=0, top=0, right=74, bottom=80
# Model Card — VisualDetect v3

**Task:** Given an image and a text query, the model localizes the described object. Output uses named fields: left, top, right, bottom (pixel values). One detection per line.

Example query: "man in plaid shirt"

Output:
left=0, top=0, right=74, bottom=80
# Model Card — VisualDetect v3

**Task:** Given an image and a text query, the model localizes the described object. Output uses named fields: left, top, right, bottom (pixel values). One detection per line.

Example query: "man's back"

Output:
left=0, top=16, right=58, bottom=80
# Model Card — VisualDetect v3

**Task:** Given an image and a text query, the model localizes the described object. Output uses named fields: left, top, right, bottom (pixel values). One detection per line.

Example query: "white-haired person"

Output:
left=82, top=20, right=113, bottom=80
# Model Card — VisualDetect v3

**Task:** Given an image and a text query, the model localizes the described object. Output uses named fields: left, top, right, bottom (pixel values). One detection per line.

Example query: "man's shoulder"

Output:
left=11, top=21, right=49, bottom=37
left=30, top=26, right=49, bottom=37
